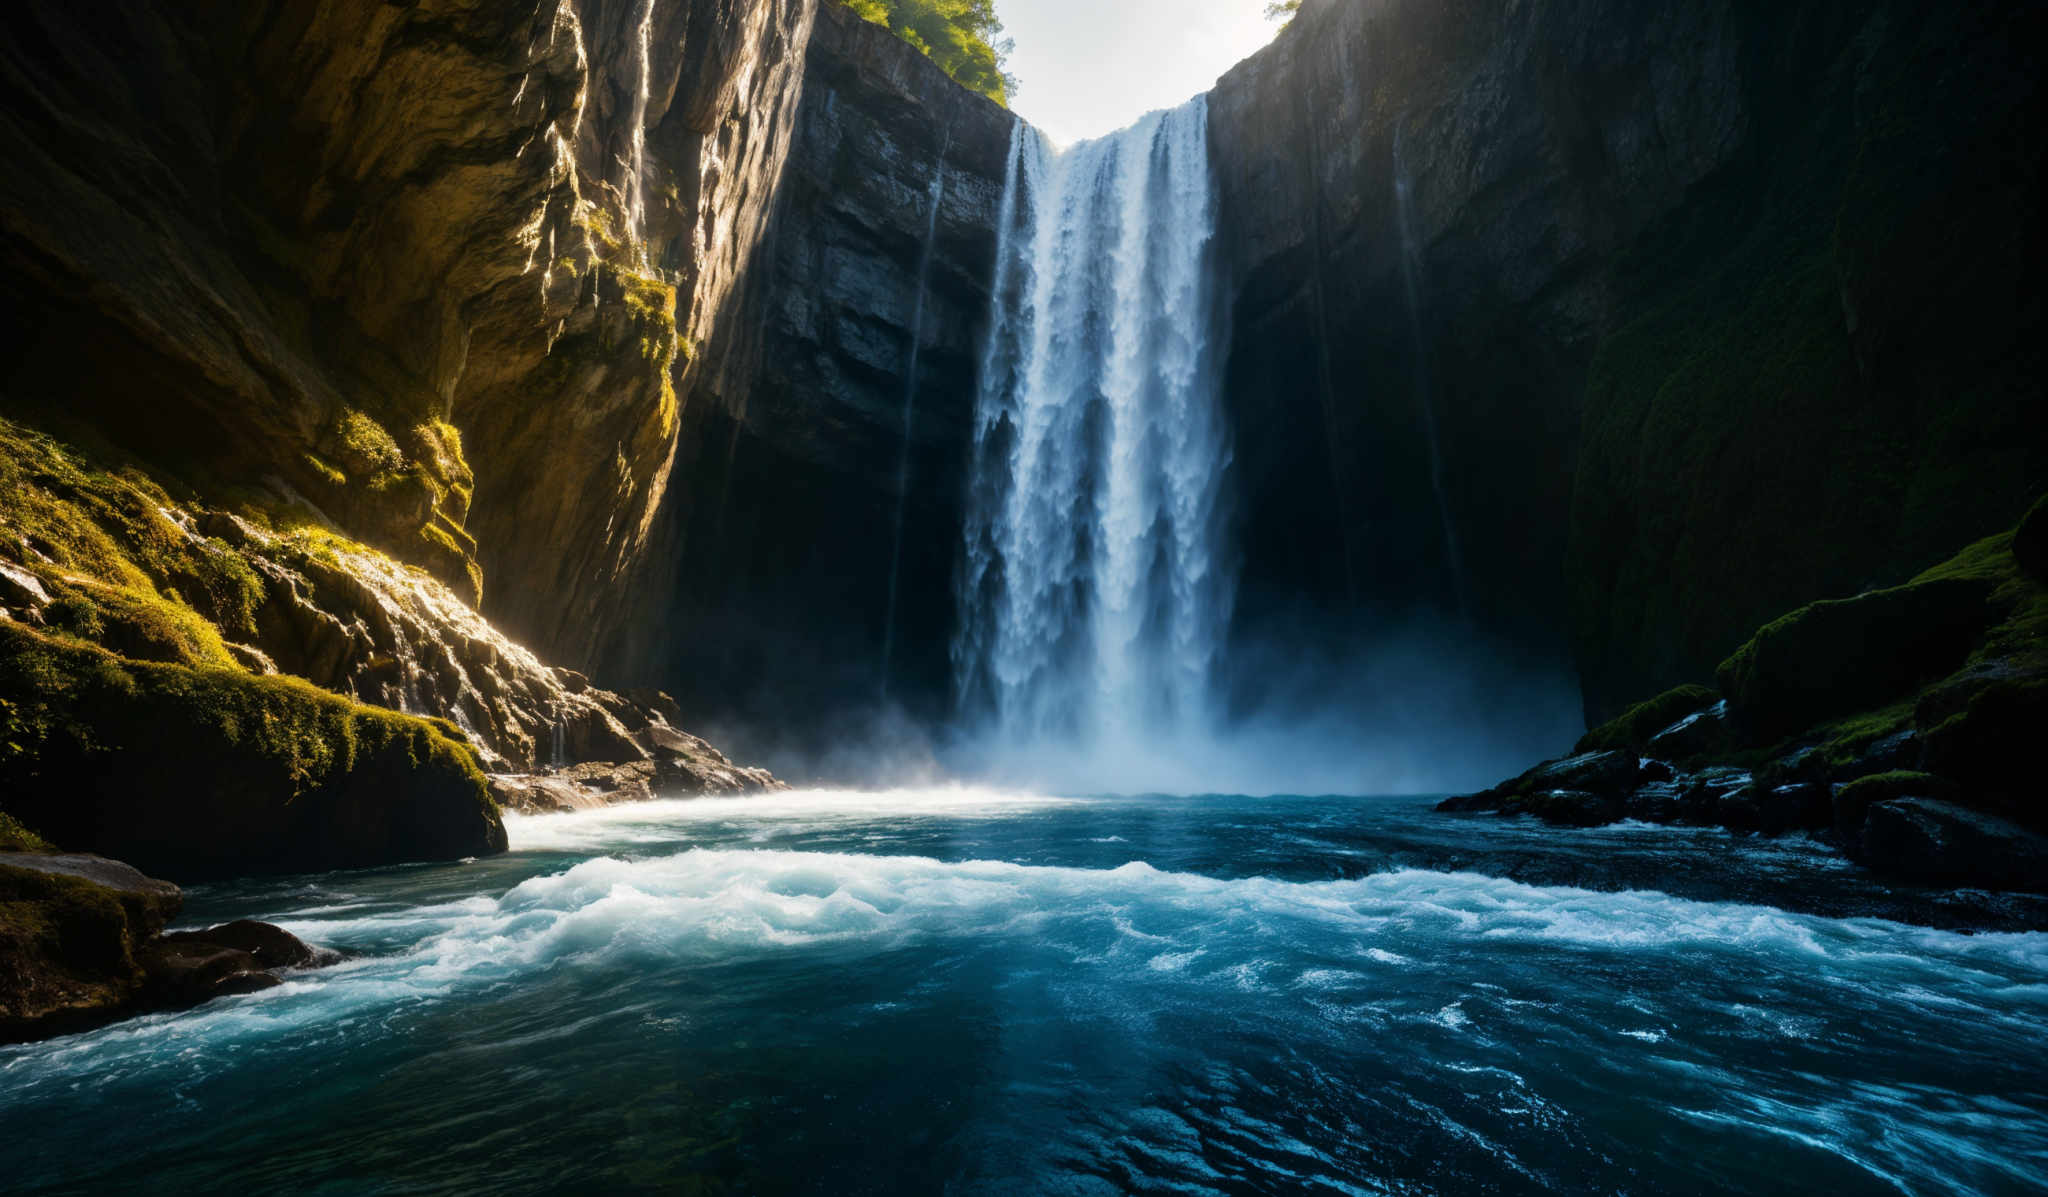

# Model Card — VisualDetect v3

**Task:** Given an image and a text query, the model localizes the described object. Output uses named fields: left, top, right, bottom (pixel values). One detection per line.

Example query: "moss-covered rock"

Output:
left=1575, top=684, right=1718, bottom=755
left=0, top=621, right=505, bottom=880
left=0, top=811, right=53, bottom=853
left=2015, top=495, right=2048, bottom=584
left=1716, top=576, right=1999, bottom=742
left=1861, top=798, right=2048, bottom=890
left=1833, top=771, right=1960, bottom=838
left=0, top=857, right=178, bottom=1042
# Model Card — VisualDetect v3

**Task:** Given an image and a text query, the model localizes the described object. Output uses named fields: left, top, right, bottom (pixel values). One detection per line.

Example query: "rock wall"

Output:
left=0, top=0, right=819, bottom=671
left=1210, top=0, right=2043, bottom=721
left=636, top=0, right=1014, bottom=756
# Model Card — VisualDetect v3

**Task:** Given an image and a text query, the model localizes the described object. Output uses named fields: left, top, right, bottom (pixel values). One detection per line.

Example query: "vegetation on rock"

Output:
left=1575, top=684, right=1718, bottom=755
left=1450, top=502, right=2048, bottom=891
left=843, top=0, right=1012, bottom=104
left=0, top=618, right=505, bottom=881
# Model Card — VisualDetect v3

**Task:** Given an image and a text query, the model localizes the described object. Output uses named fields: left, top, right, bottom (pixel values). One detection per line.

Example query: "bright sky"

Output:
left=996, top=0, right=1281, bottom=145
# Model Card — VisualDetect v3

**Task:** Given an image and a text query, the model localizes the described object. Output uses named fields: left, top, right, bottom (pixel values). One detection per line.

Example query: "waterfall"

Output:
left=880, top=130, right=953, bottom=700
left=623, top=0, right=657, bottom=256
left=954, top=98, right=1232, bottom=756
left=1392, top=126, right=1467, bottom=616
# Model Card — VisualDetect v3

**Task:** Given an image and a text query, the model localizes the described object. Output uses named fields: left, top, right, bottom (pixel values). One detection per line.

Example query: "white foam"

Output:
left=502, top=785, right=1080, bottom=853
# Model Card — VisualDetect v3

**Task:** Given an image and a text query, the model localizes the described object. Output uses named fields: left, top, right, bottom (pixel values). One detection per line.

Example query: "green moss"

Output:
left=1575, top=684, right=1718, bottom=754
left=0, top=416, right=265, bottom=667
left=1715, top=574, right=1997, bottom=741
left=0, top=812, right=52, bottom=853
left=0, top=621, right=504, bottom=879
left=1805, top=700, right=1917, bottom=774
left=332, top=410, right=405, bottom=477
left=40, top=577, right=240, bottom=670
left=1834, top=770, right=1958, bottom=833
left=301, top=452, right=347, bottom=488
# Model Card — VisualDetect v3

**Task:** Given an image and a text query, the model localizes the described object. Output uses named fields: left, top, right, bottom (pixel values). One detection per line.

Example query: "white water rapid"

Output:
left=954, top=99, right=1232, bottom=770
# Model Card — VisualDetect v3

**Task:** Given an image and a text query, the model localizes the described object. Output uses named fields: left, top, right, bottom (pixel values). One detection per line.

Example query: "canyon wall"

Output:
left=1210, top=0, right=2043, bottom=720
left=4, top=0, right=2039, bottom=780
left=1, top=0, right=820, bottom=669
left=637, top=1, right=1013, bottom=756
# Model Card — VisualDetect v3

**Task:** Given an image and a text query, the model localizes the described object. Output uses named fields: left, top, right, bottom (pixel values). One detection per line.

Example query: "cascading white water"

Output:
left=955, top=99, right=1232, bottom=760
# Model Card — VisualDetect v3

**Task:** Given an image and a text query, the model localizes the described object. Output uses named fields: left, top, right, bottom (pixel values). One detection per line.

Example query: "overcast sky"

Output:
left=995, top=0, right=1280, bottom=145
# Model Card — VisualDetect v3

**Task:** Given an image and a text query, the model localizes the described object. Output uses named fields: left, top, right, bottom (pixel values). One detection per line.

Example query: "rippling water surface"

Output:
left=5, top=790, right=2045, bottom=1195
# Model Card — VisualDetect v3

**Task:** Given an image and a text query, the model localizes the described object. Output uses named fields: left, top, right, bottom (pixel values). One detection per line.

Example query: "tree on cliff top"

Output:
left=1265, top=0, right=1302, bottom=23
left=844, top=0, right=1014, bottom=106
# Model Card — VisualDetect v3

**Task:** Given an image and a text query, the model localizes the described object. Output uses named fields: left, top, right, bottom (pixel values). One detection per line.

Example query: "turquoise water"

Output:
left=4, top=790, right=2045, bottom=1194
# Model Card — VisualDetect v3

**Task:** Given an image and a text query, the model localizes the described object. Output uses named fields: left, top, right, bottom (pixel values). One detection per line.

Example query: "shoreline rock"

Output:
left=1441, top=514, right=2048, bottom=898
left=1, top=854, right=332, bottom=1045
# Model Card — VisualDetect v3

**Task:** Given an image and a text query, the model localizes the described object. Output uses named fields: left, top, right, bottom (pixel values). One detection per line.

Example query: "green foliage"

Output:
left=0, top=812, right=53, bottom=853
left=1265, top=0, right=1303, bottom=23
left=844, top=0, right=1013, bottom=105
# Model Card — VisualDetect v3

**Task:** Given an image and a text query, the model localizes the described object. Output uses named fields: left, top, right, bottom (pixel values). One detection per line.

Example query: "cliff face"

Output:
left=0, top=0, right=816, bottom=670
left=1210, top=0, right=2043, bottom=720
left=642, top=0, right=1013, bottom=751
left=2, top=0, right=2038, bottom=787
left=1, top=0, right=807, bottom=866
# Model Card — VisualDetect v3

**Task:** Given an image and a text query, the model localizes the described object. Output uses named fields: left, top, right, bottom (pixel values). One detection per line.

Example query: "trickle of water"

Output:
left=954, top=99, right=1232, bottom=750
left=1392, top=125, right=1467, bottom=616
left=623, top=0, right=657, bottom=256
left=880, top=130, right=953, bottom=700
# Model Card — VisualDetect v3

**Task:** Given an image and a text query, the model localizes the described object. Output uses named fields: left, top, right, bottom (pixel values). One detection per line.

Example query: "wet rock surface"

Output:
left=1, top=855, right=332, bottom=1044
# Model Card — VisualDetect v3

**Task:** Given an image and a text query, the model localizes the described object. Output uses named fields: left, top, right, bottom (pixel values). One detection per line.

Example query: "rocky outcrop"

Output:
left=0, top=621, right=507, bottom=881
left=1442, top=513, right=2048, bottom=892
left=645, top=0, right=1014, bottom=752
left=1, top=854, right=331, bottom=1044
left=1209, top=0, right=2043, bottom=720
left=0, top=417, right=778, bottom=851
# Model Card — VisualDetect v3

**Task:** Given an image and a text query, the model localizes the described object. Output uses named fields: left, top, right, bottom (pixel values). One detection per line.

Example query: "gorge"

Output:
left=3, top=0, right=2044, bottom=1191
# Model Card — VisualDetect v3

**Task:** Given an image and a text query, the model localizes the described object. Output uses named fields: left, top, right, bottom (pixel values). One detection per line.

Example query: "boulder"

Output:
left=0, top=622, right=506, bottom=881
left=1715, top=785, right=1766, bottom=832
left=1920, top=678, right=2048, bottom=820
left=1833, top=771, right=1961, bottom=842
left=1519, top=790, right=1623, bottom=827
left=1646, top=701, right=1738, bottom=760
left=1625, top=781, right=1687, bottom=823
left=1523, top=751, right=1640, bottom=798
left=1680, top=767, right=1754, bottom=823
left=1716, top=576, right=1999, bottom=742
left=1575, top=685, right=1720, bottom=755
left=1, top=856, right=180, bottom=1043
left=1862, top=798, right=2048, bottom=891
left=143, top=941, right=281, bottom=1008
left=1763, top=783, right=1835, bottom=832
left=162, top=920, right=327, bottom=969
